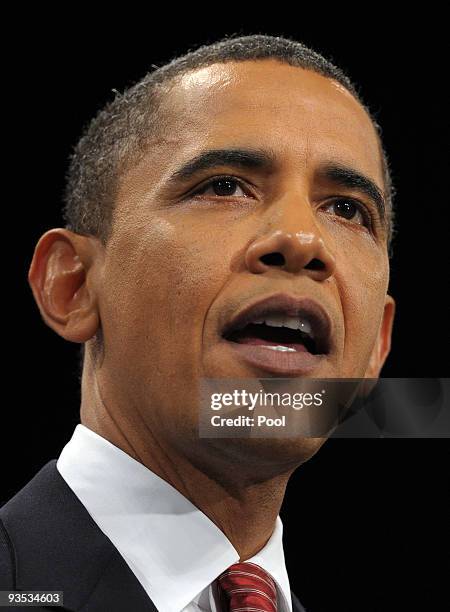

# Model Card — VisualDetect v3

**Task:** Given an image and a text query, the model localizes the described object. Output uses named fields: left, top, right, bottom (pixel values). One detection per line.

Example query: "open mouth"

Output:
left=225, top=315, right=320, bottom=354
left=221, top=295, right=332, bottom=358
left=219, top=294, right=332, bottom=375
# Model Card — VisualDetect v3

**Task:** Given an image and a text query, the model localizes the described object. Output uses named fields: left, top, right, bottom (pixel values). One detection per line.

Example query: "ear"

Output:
left=364, top=294, right=396, bottom=378
left=28, top=228, right=102, bottom=343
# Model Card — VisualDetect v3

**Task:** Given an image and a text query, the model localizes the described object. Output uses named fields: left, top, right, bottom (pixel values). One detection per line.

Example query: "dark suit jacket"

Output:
left=0, top=460, right=306, bottom=612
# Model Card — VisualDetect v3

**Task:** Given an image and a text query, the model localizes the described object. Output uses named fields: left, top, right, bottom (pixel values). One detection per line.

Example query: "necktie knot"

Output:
left=217, top=561, right=278, bottom=611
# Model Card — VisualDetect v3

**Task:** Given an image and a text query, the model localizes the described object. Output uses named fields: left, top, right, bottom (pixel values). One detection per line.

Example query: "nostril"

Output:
left=260, top=252, right=285, bottom=266
left=305, top=258, right=325, bottom=271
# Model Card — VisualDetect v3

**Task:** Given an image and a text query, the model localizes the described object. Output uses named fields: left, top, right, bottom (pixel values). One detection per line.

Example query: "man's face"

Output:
left=95, top=60, right=394, bottom=460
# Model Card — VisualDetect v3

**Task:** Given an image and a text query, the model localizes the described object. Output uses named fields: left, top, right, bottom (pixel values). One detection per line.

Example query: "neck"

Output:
left=80, top=361, right=298, bottom=560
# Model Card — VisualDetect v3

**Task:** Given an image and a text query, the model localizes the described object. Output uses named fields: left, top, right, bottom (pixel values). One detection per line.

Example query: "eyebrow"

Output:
left=167, top=147, right=386, bottom=222
left=316, top=163, right=386, bottom=222
left=166, top=148, right=276, bottom=184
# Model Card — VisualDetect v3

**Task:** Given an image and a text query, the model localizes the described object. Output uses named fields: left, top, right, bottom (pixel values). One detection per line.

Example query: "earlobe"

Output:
left=365, top=295, right=396, bottom=378
left=28, top=228, right=101, bottom=343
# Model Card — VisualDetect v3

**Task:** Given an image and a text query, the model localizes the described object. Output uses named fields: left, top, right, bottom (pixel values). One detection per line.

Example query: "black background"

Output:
left=5, top=11, right=449, bottom=612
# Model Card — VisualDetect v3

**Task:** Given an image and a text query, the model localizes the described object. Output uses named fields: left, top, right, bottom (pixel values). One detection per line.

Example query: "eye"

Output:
left=191, top=176, right=248, bottom=198
left=322, top=198, right=370, bottom=227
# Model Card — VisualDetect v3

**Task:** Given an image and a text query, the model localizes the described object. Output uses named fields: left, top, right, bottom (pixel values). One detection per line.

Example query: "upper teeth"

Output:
left=251, top=315, right=313, bottom=337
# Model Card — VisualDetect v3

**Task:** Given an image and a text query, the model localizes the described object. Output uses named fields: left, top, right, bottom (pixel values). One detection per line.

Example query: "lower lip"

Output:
left=222, top=340, right=327, bottom=376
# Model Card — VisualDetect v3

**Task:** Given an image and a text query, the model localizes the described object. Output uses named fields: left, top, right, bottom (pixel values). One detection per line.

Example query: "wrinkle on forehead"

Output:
left=161, top=61, right=382, bottom=182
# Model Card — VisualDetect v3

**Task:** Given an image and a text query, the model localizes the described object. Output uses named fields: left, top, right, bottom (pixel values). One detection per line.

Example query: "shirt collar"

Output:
left=57, top=424, right=292, bottom=612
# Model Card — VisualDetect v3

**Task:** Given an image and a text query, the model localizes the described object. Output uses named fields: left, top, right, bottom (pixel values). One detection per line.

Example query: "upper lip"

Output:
left=221, top=292, right=334, bottom=354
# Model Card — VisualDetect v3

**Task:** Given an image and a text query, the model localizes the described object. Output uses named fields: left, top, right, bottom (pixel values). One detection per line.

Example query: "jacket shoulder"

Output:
left=0, top=459, right=113, bottom=589
left=0, top=459, right=157, bottom=611
left=0, top=460, right=72, bottom=589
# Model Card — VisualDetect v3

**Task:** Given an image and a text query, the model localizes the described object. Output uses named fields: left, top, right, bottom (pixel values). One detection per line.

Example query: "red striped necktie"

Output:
left=217, top=561, right=278, bottom=611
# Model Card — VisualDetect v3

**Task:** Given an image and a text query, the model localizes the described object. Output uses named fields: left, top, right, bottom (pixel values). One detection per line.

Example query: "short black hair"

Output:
left=62, top=33, right=396, bottom=253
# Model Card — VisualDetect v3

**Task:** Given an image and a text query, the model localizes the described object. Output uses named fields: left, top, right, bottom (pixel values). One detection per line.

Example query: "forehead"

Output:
left=159, top=59, right=383, bottom=185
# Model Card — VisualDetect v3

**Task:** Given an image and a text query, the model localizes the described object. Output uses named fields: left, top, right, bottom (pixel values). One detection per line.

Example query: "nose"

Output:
left=244, top=216, right=336, bottom=281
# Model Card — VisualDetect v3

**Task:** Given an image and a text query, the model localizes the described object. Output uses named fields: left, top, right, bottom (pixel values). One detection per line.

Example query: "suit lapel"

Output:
left=291, top=589, right=307, bottom=611
left=1, top=460, right=156, bottom=611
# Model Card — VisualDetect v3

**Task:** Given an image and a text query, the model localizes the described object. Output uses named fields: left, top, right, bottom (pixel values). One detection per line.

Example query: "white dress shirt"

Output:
left=56, top=424, right=293, bottom=612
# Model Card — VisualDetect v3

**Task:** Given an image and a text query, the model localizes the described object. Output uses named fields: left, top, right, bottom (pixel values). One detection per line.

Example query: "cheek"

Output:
left=335, top=238, right=389, bottom=375
left=100, top=215, right=231, bottom=369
